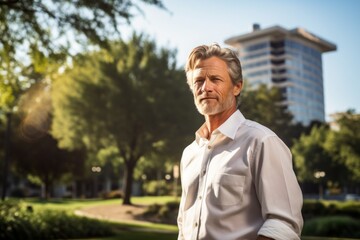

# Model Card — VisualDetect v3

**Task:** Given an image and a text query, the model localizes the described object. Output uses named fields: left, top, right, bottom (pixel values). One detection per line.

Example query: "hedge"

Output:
left=303, top=216, right=360, bottom=238
left=0, top=200, right=113, bottom=240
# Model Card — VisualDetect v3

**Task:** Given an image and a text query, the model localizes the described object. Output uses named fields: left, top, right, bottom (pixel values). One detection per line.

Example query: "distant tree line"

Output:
left=1, top=0, right=359, bottom=205
left=292, top=110, right=360, bottom=194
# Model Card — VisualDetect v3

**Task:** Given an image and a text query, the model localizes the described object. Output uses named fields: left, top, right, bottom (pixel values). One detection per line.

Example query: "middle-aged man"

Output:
left=177, top=43, right=303, bottom=240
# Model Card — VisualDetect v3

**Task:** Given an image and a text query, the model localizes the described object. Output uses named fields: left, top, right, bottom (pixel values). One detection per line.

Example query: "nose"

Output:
left=201, top=78, right=212, bottom=93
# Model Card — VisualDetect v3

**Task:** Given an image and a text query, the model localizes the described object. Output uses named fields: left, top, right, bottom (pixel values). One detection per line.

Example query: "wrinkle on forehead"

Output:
left=186, top=57, right=229, bottom=86
left=187, top=68, right=203, bottom=79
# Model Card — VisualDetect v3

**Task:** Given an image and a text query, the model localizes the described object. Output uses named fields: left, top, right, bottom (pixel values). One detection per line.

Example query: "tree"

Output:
left=293, top=110, right=360, bottom=194
left=240, top=84, right=298, bottom=146
left=51, top=34, right=198, bottom=205
left=325, top=110, right=360, bottom=184
left=12, top=133, right=85, bottom=199
left=292, top=125, right=349, bottom=184
left=1, top=0, right=166, bottom=116
left=0, top=0, right=165, bottom=56
left=0, top=0, right=165, bottom=92
left=0, top=0, right=164, bottom=200
left=9, top=82, right=85, bottom=198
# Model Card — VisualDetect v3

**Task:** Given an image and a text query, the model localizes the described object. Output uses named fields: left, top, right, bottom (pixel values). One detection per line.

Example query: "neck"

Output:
left=204, top=106, right=237, bottom=137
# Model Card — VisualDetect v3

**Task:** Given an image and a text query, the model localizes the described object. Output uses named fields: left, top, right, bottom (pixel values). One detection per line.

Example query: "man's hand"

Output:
left=257, top=235, right=274, bottom=240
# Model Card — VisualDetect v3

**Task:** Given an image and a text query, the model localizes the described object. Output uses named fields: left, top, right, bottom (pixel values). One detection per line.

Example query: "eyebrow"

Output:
left=191, top=70, right=222, bottom=78
left=209, top=74, right=222, bottom=78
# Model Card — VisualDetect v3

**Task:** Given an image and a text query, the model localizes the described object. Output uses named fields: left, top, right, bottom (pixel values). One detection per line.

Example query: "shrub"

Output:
left=101, top=190, right=123, bottom=199
left=302, top=200, right=360, bottom=220
left=143, top=180, right=173, bottom=196
left=9, top=188, right=28, bottom=198
left=302, top=216, right=360, bottom=238
left=142, top=201, right=179, bottom=225
left=302, top=201, right=327, bottom=219
left=338, top=201, right=360, bottom=218
left=0, top=200, right=113, bottom=240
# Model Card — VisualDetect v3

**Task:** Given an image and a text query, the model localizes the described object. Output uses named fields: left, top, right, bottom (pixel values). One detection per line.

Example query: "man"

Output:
left=177, top=43, right=303, bottom=240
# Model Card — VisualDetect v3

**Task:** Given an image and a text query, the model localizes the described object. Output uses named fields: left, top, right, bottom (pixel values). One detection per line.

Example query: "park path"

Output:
left=75, top=203, right=150, bottom=224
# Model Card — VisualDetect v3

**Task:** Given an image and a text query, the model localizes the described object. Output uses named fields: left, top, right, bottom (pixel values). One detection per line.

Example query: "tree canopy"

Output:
left=51, top=34, right=199, bottom=204
left=239, top=84, right=300, bottom=146
left=0, top=0, right=164, bottom=55
left=0, top=0, right=165, bottom=113
left=325, top=110, right=360, bottom=182
left=0, top=0, right=165, bottom=200
left=6, top=82, right=85, bottom=198
left=292, top=110, right=360, bottom=190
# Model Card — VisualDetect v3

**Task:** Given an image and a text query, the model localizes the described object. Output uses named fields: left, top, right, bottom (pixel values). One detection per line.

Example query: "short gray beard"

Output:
left=194, top=95, right=235, bottom=116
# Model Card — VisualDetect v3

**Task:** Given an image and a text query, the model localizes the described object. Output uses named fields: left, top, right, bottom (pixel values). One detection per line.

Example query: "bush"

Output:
left=338, top=201, right=360, bottom=218
left=9, top=188, right=28, bottom=198
left=143, top=180, right=173, bottom=196
left=101, top=190, right=123, bottom=199
left=302, top=216, right=360, bottom=238
left=302, top=201, right=327, bottom=219
left=302, top=200, right=360, bottom=220
left=0, top=200, right=113, bottom=240
left=142, top=201, right=179, bottom=225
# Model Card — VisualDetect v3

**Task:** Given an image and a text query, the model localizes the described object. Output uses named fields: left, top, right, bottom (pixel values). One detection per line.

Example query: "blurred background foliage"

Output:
left=1, top=1, right=360, bottom=240
left=0, top=0, right=359, bottom=207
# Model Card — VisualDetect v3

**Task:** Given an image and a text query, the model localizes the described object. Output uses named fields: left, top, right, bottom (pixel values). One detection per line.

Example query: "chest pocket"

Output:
left=209, top=173, right=245, bottom=206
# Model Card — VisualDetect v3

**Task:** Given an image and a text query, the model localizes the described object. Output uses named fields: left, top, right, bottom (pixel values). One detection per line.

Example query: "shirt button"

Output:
left=195, top=222, right=198, bottom=227
left=199, top=196, right=202, bottom=200
left=202, top=170, right=206, bottom=175
left=208, top=145, right=211, bottom=149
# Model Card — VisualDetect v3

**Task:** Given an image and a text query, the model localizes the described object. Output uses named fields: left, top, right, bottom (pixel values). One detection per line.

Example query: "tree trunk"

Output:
left=93, top=174, right=98, bottom=198
left=81, top=181, right=86, bottom=198
left=122, top=160, right=136, bottom=205
left=104, top=163, right=111, bottom=193
left=104, top=177, right=111, bottom=193
left=156, top=169, right=161, bottom=196
left=44, top=175, right=51, bottom=199
left=72, top=180, right=77, bottom=198
left=1, top=112, right=12, bottom=201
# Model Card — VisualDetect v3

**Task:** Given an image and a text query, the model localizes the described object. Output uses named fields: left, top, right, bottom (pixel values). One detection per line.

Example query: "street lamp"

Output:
left=314, top=171, right=326, bottom=200
left=173, top=165, right=180, bottom=199
left=91, top=166, right=102, bottom=173
left=91, top=166, right=101, bottom=198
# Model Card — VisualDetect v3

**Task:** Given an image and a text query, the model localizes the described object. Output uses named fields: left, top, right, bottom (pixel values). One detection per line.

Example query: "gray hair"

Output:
left=185, top=43, right=243, bottom=105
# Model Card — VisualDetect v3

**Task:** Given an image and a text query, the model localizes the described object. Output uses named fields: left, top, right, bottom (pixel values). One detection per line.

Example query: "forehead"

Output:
left=190, top=57, right=228, bottom=77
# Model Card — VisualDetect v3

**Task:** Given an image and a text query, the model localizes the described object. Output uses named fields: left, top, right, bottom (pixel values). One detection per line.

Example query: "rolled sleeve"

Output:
left=258, top=219, right=301, bottom=240
left=254, top=135, right=303, bottom=239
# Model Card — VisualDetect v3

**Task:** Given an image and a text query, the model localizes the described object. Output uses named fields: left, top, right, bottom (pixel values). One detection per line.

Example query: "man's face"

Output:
left=189, top=57, right=242, bottom=116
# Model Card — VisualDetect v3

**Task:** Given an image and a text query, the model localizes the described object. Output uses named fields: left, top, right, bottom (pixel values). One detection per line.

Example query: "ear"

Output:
left=233, top=81, right=243, bottom=96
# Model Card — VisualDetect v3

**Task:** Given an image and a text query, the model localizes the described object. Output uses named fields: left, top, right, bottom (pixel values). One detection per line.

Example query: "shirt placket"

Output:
left=191, top=134, right=218, bottom=240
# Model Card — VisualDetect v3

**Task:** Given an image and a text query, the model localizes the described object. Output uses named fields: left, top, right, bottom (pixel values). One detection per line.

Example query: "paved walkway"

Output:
left=75, top=203, right=178, bottom=234
left=75, top=203, right=150, bottom=224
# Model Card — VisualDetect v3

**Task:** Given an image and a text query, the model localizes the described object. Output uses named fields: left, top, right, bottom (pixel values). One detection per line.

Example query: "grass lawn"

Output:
left=76, top=231, right=177, bottom=240
left=84, top=234, right=360, bottom=240
left=22, top=196, right=177, bottom=212
left=80, top=234, right=358, bottom=240
left=18, top=197, right=360, bottom=240
left=302, top=238, right=360, bottom=240
left=22, top=196, right=179, bottom=239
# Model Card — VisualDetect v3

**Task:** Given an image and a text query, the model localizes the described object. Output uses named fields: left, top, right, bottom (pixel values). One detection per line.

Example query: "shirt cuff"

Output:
left=258, top=219, right=300, bottom=240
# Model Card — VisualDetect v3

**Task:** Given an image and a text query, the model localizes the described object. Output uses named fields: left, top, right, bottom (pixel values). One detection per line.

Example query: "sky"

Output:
left=122, top=0, right=360, bottom=120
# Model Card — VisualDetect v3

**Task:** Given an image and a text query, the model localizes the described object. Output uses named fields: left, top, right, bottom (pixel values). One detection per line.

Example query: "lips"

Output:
left=199, top=96, right=217, bottom=102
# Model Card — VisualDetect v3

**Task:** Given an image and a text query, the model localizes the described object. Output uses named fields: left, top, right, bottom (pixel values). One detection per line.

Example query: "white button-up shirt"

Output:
left=177, top=110, right=303, bottom=240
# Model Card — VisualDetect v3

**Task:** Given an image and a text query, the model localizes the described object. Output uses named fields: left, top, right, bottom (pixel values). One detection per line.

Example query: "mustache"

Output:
left=198, top=93, right=217, bottom=101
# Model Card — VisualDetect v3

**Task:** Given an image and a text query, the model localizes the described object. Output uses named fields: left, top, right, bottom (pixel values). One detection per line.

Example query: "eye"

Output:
left=194, top=78, right=204, bottom=85
left=210, top=76, right=222, bottom=81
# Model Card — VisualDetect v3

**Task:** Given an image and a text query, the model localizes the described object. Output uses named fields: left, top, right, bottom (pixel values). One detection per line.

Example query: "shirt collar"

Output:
left=195, top=110, right=246, bottom=145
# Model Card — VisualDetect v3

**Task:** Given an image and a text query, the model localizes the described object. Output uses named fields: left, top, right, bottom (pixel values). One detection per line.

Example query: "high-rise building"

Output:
left=225, top=24, right=336, bottom=125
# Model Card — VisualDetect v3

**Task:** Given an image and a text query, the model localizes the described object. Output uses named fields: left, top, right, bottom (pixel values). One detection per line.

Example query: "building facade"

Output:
left=225, top=24, right=336, bottom=125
